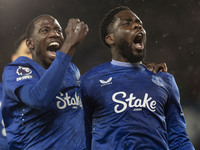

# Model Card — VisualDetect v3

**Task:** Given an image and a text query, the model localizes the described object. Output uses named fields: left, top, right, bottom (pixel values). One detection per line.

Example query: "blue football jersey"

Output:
left=81, top=60, right=194, bottom=150
left=2, top=51, right=86, bottom=150
left=0, top=83, right=9, bottom=150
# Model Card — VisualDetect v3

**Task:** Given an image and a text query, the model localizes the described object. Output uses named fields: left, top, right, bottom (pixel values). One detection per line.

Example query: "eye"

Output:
left=122, top=21, right=131, bottom=25
left=56, top=28, right=62, bottom=33
left=41, top=28, right=49, bottom=33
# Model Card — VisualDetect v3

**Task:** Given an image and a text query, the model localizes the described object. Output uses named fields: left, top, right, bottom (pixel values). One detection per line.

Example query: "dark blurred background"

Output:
left=0, top=0, right=199, bottom=149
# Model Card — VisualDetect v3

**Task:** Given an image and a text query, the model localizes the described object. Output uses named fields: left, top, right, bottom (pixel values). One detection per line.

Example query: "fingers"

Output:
left=64, top=18, right=89, bottom=47
left=144, top=62, right=155, bottom=72
left=153, top=65, right=159, bottom=74
left=160, top=63, right=168, bottom=72
left=67, top=18, right=88, bottom=32
left=74, top=22, right=89, bottom=34
left=65, top=18, right=89, bottom=36
left=153, top=62, right=168, bottom=73
left=143, top=62, right=168, bottom=73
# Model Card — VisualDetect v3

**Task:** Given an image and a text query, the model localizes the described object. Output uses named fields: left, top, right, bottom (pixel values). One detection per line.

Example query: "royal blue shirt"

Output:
left=0, top=83, right=9, bottom=150
left=2, top=51, right=86, bottom=150
left=81, top=60, right=194, bottom=150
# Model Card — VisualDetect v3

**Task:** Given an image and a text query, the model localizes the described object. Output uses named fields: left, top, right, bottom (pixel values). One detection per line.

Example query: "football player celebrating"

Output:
left=2, top=15, right=88, bottom=149
left=81, top=6, right=194, bottom=150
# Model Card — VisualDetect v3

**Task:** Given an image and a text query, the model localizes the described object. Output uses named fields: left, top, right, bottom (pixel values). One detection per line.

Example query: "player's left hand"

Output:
left=143, top=62, right=168, bottom=73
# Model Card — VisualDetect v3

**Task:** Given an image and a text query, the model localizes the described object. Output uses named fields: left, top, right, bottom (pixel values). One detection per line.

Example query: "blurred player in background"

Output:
left=11, top=34, right=32, bottom=62
left=0, top=34, right=32, bottom=150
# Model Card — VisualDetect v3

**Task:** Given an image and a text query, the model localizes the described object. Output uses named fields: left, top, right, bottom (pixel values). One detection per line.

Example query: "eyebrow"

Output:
left=38, top=26, right=49, bottom=31
left=122, top=17, right=143, bottom=24
left=134, top=18, right=143, bottom=25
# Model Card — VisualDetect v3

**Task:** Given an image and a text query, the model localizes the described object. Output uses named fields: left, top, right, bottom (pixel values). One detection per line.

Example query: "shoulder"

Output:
left=80, top=62, right=111, bottom=91
left=69, top=62, right=80, bottom=73
left=11, top=56, right=33, bottom=65
left=4, top=57, right=33, bottom=75
left=81, top=62, right=111, bottom=80
left=5, top=56, right=44, bottom=73
left=158, top=72, right=175, bottom=81
left=5, top=57, right=34, bottom=70
left=68, top=62, right=81, bottom=80
left=3, top=57, right=41, bottom=85
left=157, top=72, right=177, bottom=89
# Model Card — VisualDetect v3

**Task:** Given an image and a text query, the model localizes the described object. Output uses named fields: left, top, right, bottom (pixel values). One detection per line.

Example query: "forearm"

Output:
left=18, top=51, right=71, bottom=109
left=59, top=40, right=76, bottom=56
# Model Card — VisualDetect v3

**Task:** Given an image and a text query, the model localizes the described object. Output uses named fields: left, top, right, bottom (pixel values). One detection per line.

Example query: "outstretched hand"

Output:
left=143, top=62, right=168, bottom=73
left=60, top=18, right=89, bottom=56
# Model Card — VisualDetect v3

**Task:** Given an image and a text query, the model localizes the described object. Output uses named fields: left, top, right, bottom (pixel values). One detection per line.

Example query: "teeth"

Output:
left=137, top=33, right=143, bottom=37
left=48, top=42, right=59, bottom=47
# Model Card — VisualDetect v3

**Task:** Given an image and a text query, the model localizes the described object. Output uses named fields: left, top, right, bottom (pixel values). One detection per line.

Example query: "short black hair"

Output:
left=99, top=6, right=130, bottom=47
left=26, top=14, right=54, bottom=39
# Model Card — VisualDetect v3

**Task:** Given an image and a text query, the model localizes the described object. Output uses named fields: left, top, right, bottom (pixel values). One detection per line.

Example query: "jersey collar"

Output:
left=111, top=59, right=143, bottom=68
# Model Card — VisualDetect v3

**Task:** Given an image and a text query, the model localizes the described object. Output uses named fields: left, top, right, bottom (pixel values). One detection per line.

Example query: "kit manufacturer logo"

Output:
left=99, top=77, right=112, bottom=87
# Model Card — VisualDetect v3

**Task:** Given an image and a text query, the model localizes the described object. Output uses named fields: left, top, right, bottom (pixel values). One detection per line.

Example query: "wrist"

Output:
left=59, top=41, right=76, bottom=56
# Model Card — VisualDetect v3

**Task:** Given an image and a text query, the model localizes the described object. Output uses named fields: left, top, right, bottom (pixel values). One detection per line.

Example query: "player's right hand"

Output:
left=65, top=18, right=88, bottom=47
left=60, top=18, right=88, bottom=56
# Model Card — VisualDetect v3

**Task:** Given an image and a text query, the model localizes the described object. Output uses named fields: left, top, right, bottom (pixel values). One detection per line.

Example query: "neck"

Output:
left=33, top=58, right=50, bottom=69
left=111, top=48, right=128, bottom=62
left=111, top=48, right=142, bottom=63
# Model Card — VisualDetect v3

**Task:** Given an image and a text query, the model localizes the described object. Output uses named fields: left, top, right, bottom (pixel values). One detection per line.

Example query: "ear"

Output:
left=26, top=39, right=34, bottom=50
left=105, top=33, right=114, bottom=46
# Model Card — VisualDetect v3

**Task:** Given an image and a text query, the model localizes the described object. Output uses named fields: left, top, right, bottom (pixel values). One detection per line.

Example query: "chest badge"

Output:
left=151, top=75, right=164, bottom=87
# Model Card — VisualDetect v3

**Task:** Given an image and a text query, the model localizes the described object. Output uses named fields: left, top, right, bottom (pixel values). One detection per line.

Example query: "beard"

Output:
left=118, top=40, right=146, bottom=63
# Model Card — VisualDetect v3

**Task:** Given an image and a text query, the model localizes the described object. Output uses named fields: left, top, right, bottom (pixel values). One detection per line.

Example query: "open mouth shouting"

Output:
left=133, top=32, right=145, bottom=50
left=47, top=41, right=60, bottom=60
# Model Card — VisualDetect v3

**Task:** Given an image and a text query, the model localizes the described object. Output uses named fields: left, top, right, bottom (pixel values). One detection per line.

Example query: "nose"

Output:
left=133, top=24, right=142, bottom=30
left=49, top=30, right=60, bottom=37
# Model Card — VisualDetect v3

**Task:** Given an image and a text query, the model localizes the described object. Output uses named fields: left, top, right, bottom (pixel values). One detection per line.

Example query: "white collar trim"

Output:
left=111, top=59, right=142, bottom=67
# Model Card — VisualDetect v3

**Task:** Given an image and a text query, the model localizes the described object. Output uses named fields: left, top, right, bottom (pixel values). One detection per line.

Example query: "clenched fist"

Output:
left=60, top=18, right=89, bottom=56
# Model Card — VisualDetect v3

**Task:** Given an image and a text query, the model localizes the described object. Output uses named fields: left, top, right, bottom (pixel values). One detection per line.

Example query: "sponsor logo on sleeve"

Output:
left=16, top=66, right=33, bottom=81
